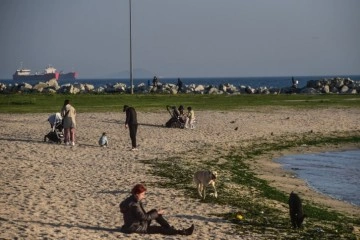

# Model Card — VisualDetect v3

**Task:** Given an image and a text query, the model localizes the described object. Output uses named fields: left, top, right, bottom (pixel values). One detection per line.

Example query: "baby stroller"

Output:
left=44, top=113, right=64, bottom=144
left=165, top=105, right=185, bottom=128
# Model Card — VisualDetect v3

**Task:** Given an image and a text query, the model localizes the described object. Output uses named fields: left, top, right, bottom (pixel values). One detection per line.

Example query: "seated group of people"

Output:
left=169, top=105, right=196, bottom=129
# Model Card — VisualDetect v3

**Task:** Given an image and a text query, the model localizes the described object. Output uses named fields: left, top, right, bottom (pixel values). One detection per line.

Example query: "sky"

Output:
left=0, top=0, right=359, bottom=79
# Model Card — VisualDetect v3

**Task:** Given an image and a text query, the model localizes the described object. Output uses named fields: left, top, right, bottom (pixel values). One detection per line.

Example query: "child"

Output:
left=98, top=132, right=108, bottom=147
left=185, top=106, right=196, bottom=129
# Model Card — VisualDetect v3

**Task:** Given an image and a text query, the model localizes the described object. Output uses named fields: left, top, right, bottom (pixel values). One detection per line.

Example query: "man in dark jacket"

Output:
left=123, top=105, right=138, bottom=150
left=119, top=184, right=194, bottom=235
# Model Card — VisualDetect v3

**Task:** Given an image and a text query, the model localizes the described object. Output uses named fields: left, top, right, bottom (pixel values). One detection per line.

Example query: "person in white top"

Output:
left=61, top=99, right=77, bottom=146
left=48, top=112, right=62, bottom=131
left=185, top=106, right=196, bottom=129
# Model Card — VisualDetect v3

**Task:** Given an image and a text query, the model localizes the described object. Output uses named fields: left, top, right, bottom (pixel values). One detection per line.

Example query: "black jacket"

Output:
left=119, top=195, right=158, bottom=233
left=125, top=107, right=138, bottom=125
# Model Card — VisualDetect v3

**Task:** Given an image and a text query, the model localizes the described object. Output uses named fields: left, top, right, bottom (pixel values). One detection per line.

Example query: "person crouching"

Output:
left=98, top=132, right=108, bottom=147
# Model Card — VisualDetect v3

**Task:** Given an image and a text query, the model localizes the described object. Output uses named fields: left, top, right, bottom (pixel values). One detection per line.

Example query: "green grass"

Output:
left=143, top=133, right=360, bottom=239
left=0, top=93, right=360, bottom=113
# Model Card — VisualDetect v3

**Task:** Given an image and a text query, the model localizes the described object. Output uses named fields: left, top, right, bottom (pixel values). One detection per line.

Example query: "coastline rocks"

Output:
left=0, top=77, right=359, bottom=95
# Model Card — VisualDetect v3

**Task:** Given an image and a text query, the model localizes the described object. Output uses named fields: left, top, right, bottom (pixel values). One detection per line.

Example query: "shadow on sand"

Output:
left=0, top=217, right=122, bottom=233
left=0, top=137, right=44, bottom=144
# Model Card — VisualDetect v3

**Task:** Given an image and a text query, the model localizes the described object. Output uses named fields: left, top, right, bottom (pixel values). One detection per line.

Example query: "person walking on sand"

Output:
left=123, top=105, right=138, bottom=150
left=119, top=184, right=194, bottom=235
left=61, top=99, right=76, bottom=146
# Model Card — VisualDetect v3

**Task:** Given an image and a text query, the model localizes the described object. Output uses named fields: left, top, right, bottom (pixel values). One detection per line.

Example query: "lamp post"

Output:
left=129, top=0, right=133, bottom=94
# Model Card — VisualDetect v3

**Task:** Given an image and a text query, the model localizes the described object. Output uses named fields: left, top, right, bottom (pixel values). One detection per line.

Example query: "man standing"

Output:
left=177, top=78, right=183, bottom=92
left=123, top=105, right=138, bottom=150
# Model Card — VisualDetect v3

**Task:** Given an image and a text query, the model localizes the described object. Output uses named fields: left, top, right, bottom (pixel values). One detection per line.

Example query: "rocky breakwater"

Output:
left=303, top=77, right=360, bottom=94
left=0, top=77, right=359, bottom=95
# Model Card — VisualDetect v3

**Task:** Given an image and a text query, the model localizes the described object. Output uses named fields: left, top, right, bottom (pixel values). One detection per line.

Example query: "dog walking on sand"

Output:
left=288, top=191, right=306, bottom=228
left=193, top=170, right=218, bottom=200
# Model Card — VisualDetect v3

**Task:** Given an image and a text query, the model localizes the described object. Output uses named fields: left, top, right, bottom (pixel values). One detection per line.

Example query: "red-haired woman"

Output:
left=119, top=184, right=194, bottom=235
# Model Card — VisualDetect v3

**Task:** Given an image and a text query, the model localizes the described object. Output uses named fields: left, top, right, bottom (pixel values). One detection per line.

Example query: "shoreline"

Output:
left=250, top=143, right=360, bottom=218
left=274, top=146, right=360, bottom=207
left=1, top=109, right=359, bottom=239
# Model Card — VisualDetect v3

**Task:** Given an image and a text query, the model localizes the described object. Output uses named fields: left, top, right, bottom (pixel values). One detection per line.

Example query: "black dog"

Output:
left=288, top=191, right=306, bottom=228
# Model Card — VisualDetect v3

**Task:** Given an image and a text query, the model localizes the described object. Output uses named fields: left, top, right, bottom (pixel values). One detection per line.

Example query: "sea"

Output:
left=276, top=150, right=360, bottom=206
left=1, top=75, right=360, bottom=88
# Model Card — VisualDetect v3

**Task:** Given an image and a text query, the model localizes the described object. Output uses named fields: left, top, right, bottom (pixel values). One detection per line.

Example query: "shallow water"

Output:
left=276, top=150, right=360, bottom=206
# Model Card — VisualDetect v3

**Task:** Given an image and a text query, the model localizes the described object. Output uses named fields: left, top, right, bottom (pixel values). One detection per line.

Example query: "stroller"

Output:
left=44, top=113, right=64, bottom=144
left=165, top=105, right=185, bottom=128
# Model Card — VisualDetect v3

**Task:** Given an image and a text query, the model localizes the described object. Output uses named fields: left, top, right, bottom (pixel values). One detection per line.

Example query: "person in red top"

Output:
left=119, top=184, right=194, bottom=235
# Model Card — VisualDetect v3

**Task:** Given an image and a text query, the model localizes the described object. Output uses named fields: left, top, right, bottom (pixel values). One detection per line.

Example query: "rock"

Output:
left=1, top=77, right=359, bottom=95
left=47, top=79, right=59, bottom=88
left=349, top=89, right=357, bottom=94
left=322, top=85, right=330, bottom=93
left=208, top=87, right=219, bottom=94
left=84, top=84, right=95, bottom=92
left=340, top=85, right=349, bottom=93
left=20, top=83, right=33, bottom=92
left=335, top=78, right=344, bottom=88
left=43, top=88, right=57, bottom=94
left=113, top=83, right=127, bottom=92
left=245, top=86, right=255, bottom=94
left=300, top=88, right=319, bottom=94
left=194, top=85, right=205, bottom=92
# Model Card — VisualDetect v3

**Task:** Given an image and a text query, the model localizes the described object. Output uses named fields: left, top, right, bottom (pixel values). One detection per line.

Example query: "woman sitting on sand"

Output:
left=119, top=184, right=194, bottom=235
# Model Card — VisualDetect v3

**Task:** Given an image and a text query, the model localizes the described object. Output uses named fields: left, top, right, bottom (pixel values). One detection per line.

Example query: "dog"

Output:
left=288, top=191, right=306, bottom=228
left=193, top=170, right=218, bottom=199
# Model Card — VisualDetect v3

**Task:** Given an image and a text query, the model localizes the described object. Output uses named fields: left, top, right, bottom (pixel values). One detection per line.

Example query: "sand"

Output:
left=1, top=107, right=359, bottom=239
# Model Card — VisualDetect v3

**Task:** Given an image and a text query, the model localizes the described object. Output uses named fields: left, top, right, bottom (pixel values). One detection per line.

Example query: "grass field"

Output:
left=0, top=93, right=360, bottom=113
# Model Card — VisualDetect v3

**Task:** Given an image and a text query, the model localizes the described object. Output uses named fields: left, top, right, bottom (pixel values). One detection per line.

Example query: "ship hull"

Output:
left=12, top=73, right=59, bottom=82
left=59, top=72, right=78, bottom=81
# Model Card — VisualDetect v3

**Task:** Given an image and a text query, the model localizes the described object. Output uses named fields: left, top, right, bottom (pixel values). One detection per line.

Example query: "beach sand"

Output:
left=1, top=108, right=359, bottom=239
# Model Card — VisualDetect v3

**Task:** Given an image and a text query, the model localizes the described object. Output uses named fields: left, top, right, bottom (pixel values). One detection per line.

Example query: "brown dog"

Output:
left=193, top=170, right=218, bottom=199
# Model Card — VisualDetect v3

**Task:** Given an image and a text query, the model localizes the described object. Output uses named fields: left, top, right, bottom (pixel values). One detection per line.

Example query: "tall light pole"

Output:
left=129, top=0, right=133, bottom=94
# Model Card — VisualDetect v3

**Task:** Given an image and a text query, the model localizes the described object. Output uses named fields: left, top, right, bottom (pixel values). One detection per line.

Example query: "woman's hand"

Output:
left=157, top=209, right=165, bottom=215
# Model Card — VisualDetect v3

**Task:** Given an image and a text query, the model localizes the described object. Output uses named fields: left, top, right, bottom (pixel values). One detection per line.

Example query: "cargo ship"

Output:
left=13, top=65, right=59, bottom=81
left=13, top=64, right=78, bottom=82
